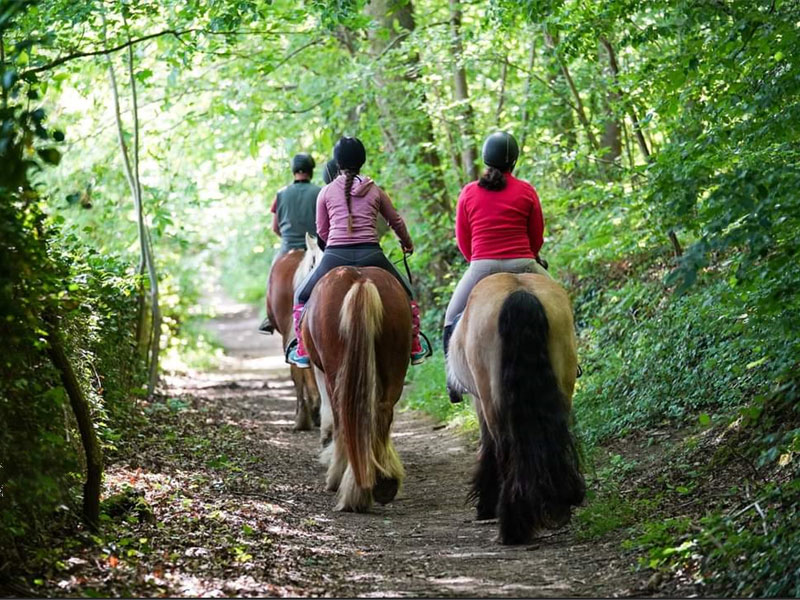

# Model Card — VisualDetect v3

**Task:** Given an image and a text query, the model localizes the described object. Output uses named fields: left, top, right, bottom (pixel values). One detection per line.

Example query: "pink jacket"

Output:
left=316, top=175, right=413, bottom=248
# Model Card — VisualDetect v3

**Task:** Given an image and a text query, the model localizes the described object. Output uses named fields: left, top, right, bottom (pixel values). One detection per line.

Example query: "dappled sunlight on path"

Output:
left=39, top=299, right=646, bottom=598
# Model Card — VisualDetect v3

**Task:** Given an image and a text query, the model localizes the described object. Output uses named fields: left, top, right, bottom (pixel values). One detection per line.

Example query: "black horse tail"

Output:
left=496, top=289, right=585, bottom=544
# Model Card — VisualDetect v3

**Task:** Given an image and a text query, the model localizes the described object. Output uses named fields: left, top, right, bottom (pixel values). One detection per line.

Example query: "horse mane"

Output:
left=293, top=233, right=322, bottom=290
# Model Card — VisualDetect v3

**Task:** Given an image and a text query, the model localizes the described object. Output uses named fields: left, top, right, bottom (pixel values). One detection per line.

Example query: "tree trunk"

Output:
left=105, top=17, right=161, bottom=396
left=598, top=41, right=622, bottom=166
left=126, top=39, right=161, bottom=396
left=495, top=56, right=508, bottom=126
left=519, top=37, right=536, bottom=151
left=364, top=0, right=451, bottom=214
left=599, top=36, right=650, bottom=162
left=449, top=0, right=478, bottom=182
left=545, top=30, right=599, bottom=152
left=44, top=312, right=102, bottom=529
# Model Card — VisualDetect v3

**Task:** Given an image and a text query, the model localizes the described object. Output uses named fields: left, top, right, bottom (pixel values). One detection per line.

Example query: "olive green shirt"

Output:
left=271, top=180, right=320, bottom=251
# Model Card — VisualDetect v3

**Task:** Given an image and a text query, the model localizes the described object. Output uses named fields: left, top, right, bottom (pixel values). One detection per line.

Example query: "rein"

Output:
left=392, top=247, right=432, bottom=356
left=401, top=249, right=413, bottom=286
left=392, top=246, right=414, bottom=286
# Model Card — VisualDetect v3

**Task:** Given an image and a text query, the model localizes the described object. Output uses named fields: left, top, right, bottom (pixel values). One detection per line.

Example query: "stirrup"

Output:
left=285, top=339, right=310, bottom=368
left=411, top=333, right=432, bottom=366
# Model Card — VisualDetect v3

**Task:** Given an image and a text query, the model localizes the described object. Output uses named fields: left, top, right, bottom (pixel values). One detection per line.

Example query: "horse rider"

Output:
left=286, top=136, right=431, bottom=368
left=322, top=157, right=338, bottom=186
left=259, top=153, right=321, bottom=334
left=443, top=131, right=550, bottom=399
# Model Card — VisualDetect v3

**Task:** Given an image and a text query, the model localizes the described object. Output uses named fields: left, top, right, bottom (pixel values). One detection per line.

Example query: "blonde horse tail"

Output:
left=335, top=279, right=383, bottom=492
left=496, top=290, right=585, bottom=544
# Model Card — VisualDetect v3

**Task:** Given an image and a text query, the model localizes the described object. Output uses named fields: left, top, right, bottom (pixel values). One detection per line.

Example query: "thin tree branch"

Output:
left=519, top=36, right=536, bottom=151
left=495, top=55, right=508, bottom=125
left=26, top=28, right=188, bottom=75
left=22, top=26, right=316, bottom=76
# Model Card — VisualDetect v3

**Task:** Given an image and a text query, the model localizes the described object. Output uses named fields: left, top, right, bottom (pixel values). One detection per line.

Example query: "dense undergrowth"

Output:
left=5, top=0, right=800, bottom=596
left=401, top=190, right=800, bottom=596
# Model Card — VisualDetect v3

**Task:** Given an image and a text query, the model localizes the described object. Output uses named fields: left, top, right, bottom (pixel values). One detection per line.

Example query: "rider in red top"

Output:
left=455, top=172, right=544, bottom=262
left=444, top=131, right=549, bottom=401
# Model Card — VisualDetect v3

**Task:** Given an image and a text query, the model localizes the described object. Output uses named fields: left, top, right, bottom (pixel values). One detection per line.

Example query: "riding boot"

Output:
left=442, top=324, right=453, bottom=356
left=442, top=324, right=463, bottom=404
left=258, top=316, right=275, bottom=335
left=410, top=300, right=430, bottom=365
left=287, top=303, right=310, bottom=368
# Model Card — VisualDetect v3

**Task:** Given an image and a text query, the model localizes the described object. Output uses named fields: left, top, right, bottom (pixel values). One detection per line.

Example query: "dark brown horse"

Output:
left=447, top=273, right=585, bottom=544
left=303, top=266, right=411, bottom=512
left=266, top=247, right=320, bottom=430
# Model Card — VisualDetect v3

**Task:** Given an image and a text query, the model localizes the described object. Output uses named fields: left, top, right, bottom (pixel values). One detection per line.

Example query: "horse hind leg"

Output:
left=497, top=473, right=538, bottom=545
left=325, top=434, right=347, bottom=492
left=373, top=438, right=404, bottom=505
left=316, top=367, right=333, bottom=448
left=335, top=463, right=372, bottom=512
left=371, top=393, right=405, bottom=505
left=470, top=411, right=501, bottom=520
left=291, top=365, right=313, bottom=431
left=304, top=370, right=321, bottom=427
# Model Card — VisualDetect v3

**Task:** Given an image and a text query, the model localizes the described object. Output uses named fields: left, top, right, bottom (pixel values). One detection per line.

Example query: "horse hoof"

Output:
left=546, top=505, right=572, bottom=529
left=373, top=475, right=399, bottom=505
left=475, top=508, right=497, bottom=521
left=498, top=530, right=533, bottom=545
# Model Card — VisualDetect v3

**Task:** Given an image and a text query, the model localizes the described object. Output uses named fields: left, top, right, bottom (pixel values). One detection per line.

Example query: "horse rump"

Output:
left=496, top=289, right=585, bottom=544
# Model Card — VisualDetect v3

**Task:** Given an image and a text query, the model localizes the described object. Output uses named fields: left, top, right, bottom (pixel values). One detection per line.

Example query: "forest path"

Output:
left=52, top=300, right=647, bottom=598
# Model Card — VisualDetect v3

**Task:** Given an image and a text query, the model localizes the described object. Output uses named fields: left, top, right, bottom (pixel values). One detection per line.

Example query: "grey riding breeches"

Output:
left=443, top=258, right=550, bottom=327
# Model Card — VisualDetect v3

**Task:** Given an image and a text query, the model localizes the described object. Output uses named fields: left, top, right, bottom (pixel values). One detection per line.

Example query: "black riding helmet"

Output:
left=322, top=158, right=339, bottom=184
left=334, top=136, right=366, bottom=171
left=292, top=153, right=315, bottom=174
left=481, top=131, right=519, bottom=172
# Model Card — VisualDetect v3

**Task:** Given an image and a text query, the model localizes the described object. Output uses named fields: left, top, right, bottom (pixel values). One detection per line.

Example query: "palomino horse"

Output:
left=447, top=272, right=585, bottom=544
left=266, top=239, right=321, bottom=430
left=303, top=267, right=410, bottom=512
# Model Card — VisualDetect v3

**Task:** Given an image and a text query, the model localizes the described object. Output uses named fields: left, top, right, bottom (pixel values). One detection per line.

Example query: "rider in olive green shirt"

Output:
left=259, top=153, right=320, bottom=334
left=271, top=153, right=320, bottom=254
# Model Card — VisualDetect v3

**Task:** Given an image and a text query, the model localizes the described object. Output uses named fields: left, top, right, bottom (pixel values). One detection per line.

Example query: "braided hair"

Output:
left=343, top=169, right=356, bottom=233
left=333, top=137, right=367, bottom=234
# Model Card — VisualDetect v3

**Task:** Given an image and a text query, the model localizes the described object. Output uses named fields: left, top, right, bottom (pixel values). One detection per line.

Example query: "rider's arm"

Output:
left=527, top=187, right=545, bottom=257
left=271, top=195, right=281, bottom=237
left=455, top=188, right=472, bottom=262
left=378, top=189, right=413, bottom=250
left=316, top=188, right=330, bottom=243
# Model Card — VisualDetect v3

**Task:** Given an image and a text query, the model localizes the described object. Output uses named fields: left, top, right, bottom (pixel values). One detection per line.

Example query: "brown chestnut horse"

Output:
left=303, top=266, right=410, bottom=512
left=266, top=245, right=321, bottom=431
left=446, top=273, right=585, bottom=544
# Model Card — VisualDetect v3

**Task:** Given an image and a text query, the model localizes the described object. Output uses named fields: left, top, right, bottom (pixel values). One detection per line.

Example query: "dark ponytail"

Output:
left=478, top=166, right=507, bottom=191
left=343, top=169, right=356, bottom=233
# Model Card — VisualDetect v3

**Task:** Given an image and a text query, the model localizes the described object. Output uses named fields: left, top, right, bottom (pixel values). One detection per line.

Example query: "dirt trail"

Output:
left=41, top=300, right=648, bottom=598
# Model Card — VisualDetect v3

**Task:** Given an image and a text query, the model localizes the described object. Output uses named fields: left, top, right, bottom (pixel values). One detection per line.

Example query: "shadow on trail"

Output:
left=29, top=300, right=644, bottom=598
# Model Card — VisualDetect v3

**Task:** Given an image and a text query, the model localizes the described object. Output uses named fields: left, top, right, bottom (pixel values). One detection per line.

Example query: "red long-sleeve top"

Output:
left=455, top=173, right=544, bottom=262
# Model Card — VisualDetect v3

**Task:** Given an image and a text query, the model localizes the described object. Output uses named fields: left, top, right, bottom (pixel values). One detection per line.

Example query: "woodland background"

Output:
left=1, top=0, right=799, bottom=596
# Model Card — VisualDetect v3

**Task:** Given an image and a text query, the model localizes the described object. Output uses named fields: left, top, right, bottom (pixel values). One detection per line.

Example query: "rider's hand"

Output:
left=402, top=243, right=414, bottom=255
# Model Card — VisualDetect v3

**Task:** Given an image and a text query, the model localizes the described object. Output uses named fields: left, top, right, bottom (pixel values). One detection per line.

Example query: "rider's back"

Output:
left=456, top=173, right=543, bottom=261
left=274, top=181, right=320, bottom=250
left=317, top=175, right=411, bottom=248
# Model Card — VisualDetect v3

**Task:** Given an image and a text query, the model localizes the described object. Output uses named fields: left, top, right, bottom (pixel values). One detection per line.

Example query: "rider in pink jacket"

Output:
left=287, top=137, right=430, bottom=368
